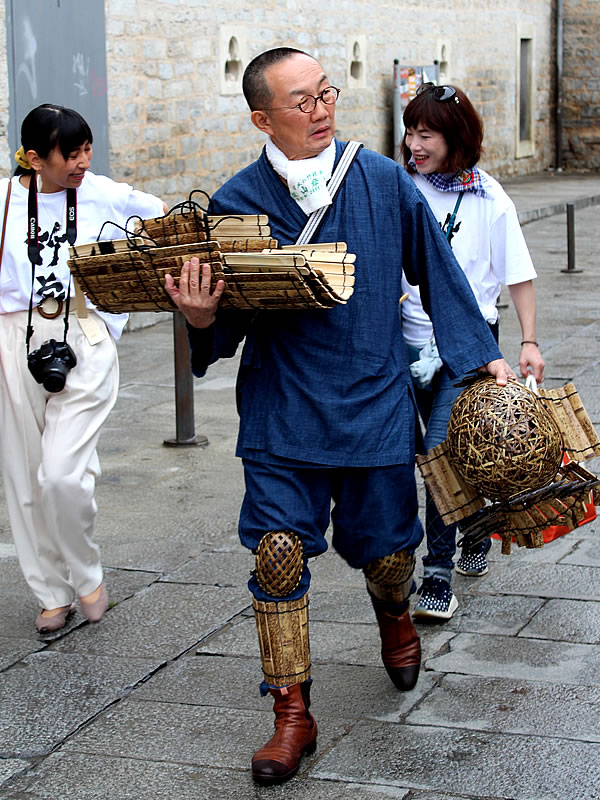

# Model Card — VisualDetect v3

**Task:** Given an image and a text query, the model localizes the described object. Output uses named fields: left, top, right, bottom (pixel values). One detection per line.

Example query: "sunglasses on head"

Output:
left=416, top=83, right=459, bottom=103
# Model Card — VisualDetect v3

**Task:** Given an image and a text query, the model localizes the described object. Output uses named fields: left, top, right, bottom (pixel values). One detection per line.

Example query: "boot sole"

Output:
left=252, top=739, right=317, bottom=786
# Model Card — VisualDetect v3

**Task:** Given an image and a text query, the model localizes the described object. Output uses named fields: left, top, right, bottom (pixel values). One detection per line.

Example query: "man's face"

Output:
left=252, top=53, right=336, bottom=160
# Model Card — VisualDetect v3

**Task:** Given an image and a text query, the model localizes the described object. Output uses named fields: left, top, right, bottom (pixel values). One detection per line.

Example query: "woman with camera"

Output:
left=0, top=104, right=166, bottom=633
left=400, top=84, right=545, bottom=621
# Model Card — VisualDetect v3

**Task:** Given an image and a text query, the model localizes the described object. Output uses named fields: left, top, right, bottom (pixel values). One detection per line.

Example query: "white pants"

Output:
left=0, top=310, right=119, bottom=609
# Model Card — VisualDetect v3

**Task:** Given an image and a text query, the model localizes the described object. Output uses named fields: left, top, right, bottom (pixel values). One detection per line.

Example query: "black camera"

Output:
left=27, top=339, right=77, bottom=393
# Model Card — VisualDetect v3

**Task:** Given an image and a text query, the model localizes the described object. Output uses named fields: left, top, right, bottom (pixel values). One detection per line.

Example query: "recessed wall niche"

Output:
left=347, top=35, right=367, bottom=89
left=436, top=39, right=451, bottom=83
left=219, top=26, right=247, bottom=95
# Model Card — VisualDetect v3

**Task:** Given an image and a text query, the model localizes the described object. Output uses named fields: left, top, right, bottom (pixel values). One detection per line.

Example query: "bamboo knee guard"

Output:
left=363, top=549, right=416, bottom=605
left=253, top=531, right=311, bottom=688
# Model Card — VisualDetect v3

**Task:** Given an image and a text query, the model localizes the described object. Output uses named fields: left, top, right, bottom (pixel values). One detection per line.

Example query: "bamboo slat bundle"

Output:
left=416, top=442, right=485, bottom=524
left=136, top=211, right=272, bottom=246
left=68, top=239, right=355, bottom=312
left=538, top=383, right=600, bottom=461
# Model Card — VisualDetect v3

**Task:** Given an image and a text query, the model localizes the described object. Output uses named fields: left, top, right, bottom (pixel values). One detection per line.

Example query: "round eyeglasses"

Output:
left=263, top=86, right=340, bottom=114
left=416, top=83, right=459, bottom=103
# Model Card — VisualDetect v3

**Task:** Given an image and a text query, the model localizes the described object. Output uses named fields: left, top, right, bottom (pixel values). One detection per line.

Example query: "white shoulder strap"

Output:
left=295, top=141, right=363, bottom=245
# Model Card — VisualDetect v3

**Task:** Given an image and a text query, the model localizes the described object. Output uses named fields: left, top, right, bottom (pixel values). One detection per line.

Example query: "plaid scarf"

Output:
left=409, top=160, right=489, bottom=197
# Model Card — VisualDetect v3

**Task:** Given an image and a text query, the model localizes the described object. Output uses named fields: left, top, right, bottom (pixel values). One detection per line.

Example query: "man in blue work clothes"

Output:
left=165, top=47, right=515, bottom=786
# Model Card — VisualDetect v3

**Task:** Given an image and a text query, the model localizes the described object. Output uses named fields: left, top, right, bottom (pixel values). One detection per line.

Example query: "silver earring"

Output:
left=36, top=172, right=43, bottom=193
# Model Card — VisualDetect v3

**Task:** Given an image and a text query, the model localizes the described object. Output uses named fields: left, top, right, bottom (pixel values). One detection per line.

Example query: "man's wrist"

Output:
left=187, top=312, right=216, bottom=330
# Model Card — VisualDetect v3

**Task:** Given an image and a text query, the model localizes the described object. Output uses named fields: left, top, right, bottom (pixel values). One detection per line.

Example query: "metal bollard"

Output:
left=561, top=203, right=582, bottom=274
left=163, top=311, right=209, bottom=447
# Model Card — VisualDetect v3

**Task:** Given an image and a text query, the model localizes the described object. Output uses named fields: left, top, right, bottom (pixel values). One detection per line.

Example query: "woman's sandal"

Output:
left=35, top=604, right=76, bottom=634
left=80, top=584, right=108, bottom=623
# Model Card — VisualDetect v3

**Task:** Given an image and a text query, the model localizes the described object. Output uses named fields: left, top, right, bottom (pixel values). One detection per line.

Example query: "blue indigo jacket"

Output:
left=188, top=141, right=502, bottom=467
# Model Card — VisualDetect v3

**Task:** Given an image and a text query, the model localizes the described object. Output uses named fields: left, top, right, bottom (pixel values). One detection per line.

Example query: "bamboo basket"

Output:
left=68, top=240, right=355, bottom=312
left=446, top=377, right=563, bottom=500
left=69, top=199, right=356, bottom=312
left=68, top=242, right=222, bottom=312
left=419, top=379, right=600, bottom=553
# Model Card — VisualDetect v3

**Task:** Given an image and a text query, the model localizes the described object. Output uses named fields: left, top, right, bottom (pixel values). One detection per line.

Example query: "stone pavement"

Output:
left=1, top=172, right=599, bottom=800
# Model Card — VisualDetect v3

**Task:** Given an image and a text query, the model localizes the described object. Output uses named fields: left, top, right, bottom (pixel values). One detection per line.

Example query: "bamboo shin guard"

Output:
left=253, top=594, right=311, bottom=688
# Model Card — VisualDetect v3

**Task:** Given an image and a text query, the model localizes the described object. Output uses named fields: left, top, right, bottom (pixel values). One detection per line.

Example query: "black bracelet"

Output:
left=520, top=340, right=539, bottom=347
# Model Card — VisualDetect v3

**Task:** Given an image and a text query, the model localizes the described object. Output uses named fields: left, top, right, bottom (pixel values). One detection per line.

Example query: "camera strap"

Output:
left=26, top=175, right=77, bottom=352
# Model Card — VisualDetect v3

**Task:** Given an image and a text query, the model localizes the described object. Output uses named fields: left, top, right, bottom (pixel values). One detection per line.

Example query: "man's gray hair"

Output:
left=242, top=47, right=310, bottom=111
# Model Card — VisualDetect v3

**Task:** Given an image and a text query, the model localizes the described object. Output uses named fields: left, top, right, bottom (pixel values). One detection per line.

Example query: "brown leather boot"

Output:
left=252, top=681, right=317, bottom=785
left=370, top=594, right=421, bottom=690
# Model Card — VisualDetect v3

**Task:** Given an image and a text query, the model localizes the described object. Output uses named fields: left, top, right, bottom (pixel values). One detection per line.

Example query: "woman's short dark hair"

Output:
left=401, top=86, right=484, bottom=174
left=242, top=47, right=308, bottom=111
left=16, top=103, right=93, bottom=175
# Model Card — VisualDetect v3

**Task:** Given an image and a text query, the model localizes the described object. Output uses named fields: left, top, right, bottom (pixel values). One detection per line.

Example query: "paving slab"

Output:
left=57, top=696, right=349, bottom=778
left=196, top=612, right=454, bottom=669
left=501, top=173, right=600, bottom=223
left=406, top=673, right=600, bottom=742
left=0, top=559, right=52, bottom=638
left=311, top=721, right=600, bottom=800
left=518, top=598, right=600, bottom=643
left=407, top=794, right=482, bottom=800
left=480, top=562, right=600, bottom=600
left=159, top=549, right=254, bottom=587
left=52, top=582, right=249, bottom=659
left=559, top=536, right=600, bottom=566
left=0, top=565, right=162, bottom=656
left=261, top=779, right=412, bottom=799
left=0, top=759, right=30, bottom=785
left=134, top=653, right=441, bottom=723
left=0, top=751, right=413, bottom=800
left=95, top=457, right=244, bottom=572
left=310, top=587, right=392, bottom=624
left=100, top=564, right=162, bottom=602
left=309, top=550, right=370, bottom=590
left=424, top=631, right=599, bottom=686
left=0, top=651, right=162, bottom=757
left=430, top=591, right=544, bottom=636
left=0, top=636, right=45, bottom=673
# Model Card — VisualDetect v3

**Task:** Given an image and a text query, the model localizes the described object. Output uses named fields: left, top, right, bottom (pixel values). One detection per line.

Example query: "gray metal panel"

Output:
left=7, top=0, right=109, bottom=175
left=392, top=61, right=440, bottom=161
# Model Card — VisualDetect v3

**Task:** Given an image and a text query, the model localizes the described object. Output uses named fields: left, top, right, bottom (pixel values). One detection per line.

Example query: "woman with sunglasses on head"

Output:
left=0, top=104, right=166, bottom=634
left=400, top=84, right=545, bottom=621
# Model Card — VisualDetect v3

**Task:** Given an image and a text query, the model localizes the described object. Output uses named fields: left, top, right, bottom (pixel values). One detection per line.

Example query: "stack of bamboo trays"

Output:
left=68, top=240, right=223, bottom=312
left=67, top=212, right=356, bottom=312
left=136, top=212, right=277, bottom=252
left=219, top=246, right=354, bottom=310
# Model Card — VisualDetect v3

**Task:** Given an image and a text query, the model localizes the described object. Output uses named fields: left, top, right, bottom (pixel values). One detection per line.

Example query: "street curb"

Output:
left=519, top=193, right=600, bottom=225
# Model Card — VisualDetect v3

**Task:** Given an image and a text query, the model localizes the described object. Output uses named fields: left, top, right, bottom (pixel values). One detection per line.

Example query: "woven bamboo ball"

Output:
left=446, top=377, right=563, bottom=500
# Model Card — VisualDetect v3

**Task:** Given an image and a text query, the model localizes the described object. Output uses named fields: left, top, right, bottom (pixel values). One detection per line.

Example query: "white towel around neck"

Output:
left=266, top=138, right=336, bottom=214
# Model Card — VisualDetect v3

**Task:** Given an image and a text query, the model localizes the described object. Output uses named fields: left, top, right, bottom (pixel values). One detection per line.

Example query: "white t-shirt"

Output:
left=0, top=171, right=163, bottom=340
left=401, top=169, right=537, bottom=348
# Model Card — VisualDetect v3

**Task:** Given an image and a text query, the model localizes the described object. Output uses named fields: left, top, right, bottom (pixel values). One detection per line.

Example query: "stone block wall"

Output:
left=103, top=0, right=555, bottom=203
left=562, top=0, right=600, bottom=169
left=0, top=0, right=596, bottom=205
